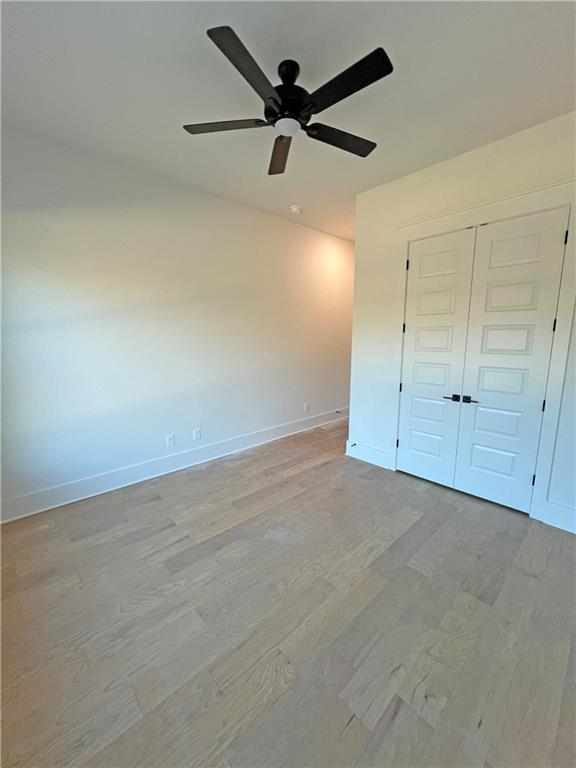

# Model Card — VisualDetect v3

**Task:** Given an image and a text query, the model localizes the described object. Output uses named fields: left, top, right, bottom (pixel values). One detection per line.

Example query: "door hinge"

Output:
left=406, top=259, right=410, bottom=270
left=396, top=438, right=400, bottom=448
left=399, top=382, right=403, bottom=392
left=553, top=318, right=557, bottom=332
left=532, top=474, right=536, bottom=486
left=402, top=323, right=406, bottom=333
left=542, top=399, right=546, bottom=412
left=565, top=230, right=569, bottom=245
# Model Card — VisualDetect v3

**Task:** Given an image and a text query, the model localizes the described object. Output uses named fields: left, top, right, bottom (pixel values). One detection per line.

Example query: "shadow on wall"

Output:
left=2, top=125, right=355, bottom=509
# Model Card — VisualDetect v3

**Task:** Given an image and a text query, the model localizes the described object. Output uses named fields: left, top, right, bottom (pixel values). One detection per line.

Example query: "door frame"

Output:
left=394, top=182, right=575, bottom=520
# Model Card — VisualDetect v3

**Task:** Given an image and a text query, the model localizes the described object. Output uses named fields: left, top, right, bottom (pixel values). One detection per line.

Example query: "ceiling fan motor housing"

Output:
left=264, top=60, right=313, bottom=127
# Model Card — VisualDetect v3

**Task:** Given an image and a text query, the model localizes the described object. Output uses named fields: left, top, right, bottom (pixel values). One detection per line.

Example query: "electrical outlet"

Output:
left=303, top=401, right=311, bottom=414
left=165, top=433, right=175, bottom=448
left=192, top=428, right=202, bottom=441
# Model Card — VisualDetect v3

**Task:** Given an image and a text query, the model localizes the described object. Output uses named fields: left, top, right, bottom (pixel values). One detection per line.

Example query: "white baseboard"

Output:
left=530, top=501, right=576, bottom=535
left=345, top=440, right=396, bottom=471
left=2, top=408, right=349, bottom=523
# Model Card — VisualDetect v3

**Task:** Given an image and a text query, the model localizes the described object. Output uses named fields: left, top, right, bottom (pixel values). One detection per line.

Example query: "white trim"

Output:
left=531, top=504, right=576, bottom=536
left=531, top=206, right=576, bottom=534
left=398, top=181, right=574, bottom=231
left=346, top=440, right=395, bottom=470
left=399, top=182, right=575, bottom=236
left=2, top=409, right=349, bottom=523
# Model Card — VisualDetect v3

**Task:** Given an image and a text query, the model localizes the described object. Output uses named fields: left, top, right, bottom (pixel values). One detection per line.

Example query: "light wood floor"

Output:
left=2, top=421, right=575, bottom=768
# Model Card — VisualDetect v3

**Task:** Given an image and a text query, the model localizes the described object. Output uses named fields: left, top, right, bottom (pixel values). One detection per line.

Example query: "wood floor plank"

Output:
left=9, top=681, right=142, bottom=768
left=86, top=602, right=207, bottom=691
left=356, top=695, right=434, bottom=767
left=321, top=506, right=423, bottom=591
left=226, top=645, right=354, bottom=768
left=339, top=616, right=430, bottom=730
left=281, top=696, right=370, bottom=768
left=487, top=632, right=571, bottom=768
left=209, top=578, right=333, bottom=691
left=418, top=644, right=515, bottom=762
left=407, top=506, right=505, bottom=578
left=397, top=591, right=491, bottom=727
left=82, top=670, right=218, bottom=768
left=552, top=634, right=576, bottom=768
left=191, top=649, right=297, bottom=767
left=131, top=626, right=228, bottom=713
left=278, top=570, right=386, bottom=664
left=372, top=506, right=454, bottom=578
left=418, top=724, right=488, bottom=768
left=441, top=544, right=511, bottom=606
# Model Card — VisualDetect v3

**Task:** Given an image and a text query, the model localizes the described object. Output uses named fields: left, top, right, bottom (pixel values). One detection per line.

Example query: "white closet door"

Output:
left=454, top=207, right=569, bottom=511
left=397, top=228, right=475, bottom=485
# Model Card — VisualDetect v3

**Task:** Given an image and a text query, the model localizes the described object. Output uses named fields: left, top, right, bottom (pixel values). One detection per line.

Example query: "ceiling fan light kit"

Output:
left=274, top=118, right=301, bottom=137
left=183, top=26, right=393, bottom=175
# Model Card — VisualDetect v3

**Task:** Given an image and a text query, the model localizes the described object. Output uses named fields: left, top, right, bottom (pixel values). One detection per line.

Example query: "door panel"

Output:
left=397, top=228, right=475, bottom=485
left=454, top=207, right=569, bottom=511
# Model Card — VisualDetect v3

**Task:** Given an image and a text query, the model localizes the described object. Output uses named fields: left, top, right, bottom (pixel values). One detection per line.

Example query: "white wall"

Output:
left=348, top=112, right=575, bottom=530
left=2, top=126, right=354, bottom=521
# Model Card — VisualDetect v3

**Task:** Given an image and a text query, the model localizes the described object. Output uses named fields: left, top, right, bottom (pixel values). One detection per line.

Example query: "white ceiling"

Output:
left=3, top=2, right=575, bottom=240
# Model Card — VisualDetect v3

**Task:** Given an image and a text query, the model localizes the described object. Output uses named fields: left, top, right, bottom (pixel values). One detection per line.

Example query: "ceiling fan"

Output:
left=183, top=26, right=393, bottom=175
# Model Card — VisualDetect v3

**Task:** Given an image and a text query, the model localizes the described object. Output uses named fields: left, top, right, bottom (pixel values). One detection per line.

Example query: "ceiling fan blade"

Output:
left=309, top=48, right=393, bottom=115
left=207, top=26, right=280, bottom=110
left=268, top=136, right=292, bottom=175
left=183, top=119, right=269, bottom=135
left=305, top=123, right=376, bottom=157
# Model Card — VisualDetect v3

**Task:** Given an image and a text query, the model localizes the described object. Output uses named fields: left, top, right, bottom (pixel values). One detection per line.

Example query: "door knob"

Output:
left=443, top=394, right=461, bottom=402
left=462, top=395, right=479, bottom=404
